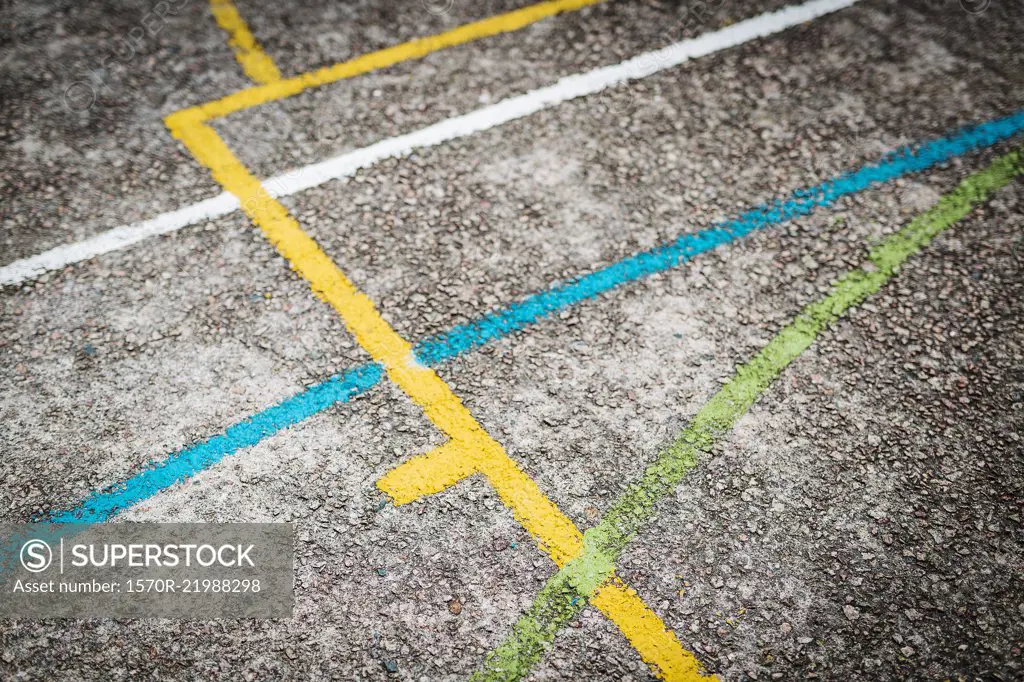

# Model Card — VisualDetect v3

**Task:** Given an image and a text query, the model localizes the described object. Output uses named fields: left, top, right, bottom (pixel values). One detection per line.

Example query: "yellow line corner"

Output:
left=166, top=110, right=705, bottom=680
left=166, top=1, right=707, bottom=675
left=185, top=0, right=603, bottom=123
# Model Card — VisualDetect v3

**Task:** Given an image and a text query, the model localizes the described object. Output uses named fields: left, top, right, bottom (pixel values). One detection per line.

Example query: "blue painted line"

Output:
left=413, top=110, right=1024, bottom=365
left=48, top=111, right=1024, bottom=524
left=49, top=364, right=383, bottom=523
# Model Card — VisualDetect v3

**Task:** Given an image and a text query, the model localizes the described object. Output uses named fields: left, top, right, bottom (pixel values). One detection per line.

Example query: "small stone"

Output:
left=384, top=660, right=398, bottom=673
left=448, top=599, right=462, bottom=615
left=780, top=622, right=792, bottom=634
left=285, top=648, right=297, bottom=660
left=901, top=646, right=915, bottom=657
left=843, top=605, right=860, bottom=621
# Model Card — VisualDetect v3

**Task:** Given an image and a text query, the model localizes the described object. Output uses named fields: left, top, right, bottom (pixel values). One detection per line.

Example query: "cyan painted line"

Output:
left=49, top=364, right=383, bottom=523
left=473, top=142, right=1024, bottom=682
left=47, top=111, right=1024, bottom=524
left=412, top=110, right=1024, bottom=365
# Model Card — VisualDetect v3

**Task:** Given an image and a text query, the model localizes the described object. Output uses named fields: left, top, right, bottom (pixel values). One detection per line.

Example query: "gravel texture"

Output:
left=1, top=0, right=1022, bottom=680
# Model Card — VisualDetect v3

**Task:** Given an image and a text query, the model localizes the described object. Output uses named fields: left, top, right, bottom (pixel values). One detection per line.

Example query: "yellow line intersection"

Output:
left=184, top=0, right=604, bottom=123
left=164, top=110, right=708, bottom=682
left=167, top=1, right=713, bottom=678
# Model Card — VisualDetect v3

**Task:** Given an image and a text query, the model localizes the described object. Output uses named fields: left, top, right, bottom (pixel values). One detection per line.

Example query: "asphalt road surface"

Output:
left=1, top=0, right=1022, bottom=680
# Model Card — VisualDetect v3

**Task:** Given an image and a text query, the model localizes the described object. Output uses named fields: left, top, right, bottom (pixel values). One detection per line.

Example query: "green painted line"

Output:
left=473, top=145, right=1024, bottom=682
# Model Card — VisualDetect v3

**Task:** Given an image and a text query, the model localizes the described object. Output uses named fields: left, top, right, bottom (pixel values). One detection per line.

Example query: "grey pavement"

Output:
left=1, top=0, right=1022, bottom=680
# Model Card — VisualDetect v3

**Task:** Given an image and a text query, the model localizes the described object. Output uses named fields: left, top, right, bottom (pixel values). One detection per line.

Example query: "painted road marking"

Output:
left=0, top=193, right=238, bottom=286
left=46, top=112, right=1024, bottom=526
left=0, top=0, right=857, bottom=286
left=248, top=0, right=859, bottom=199
left=377, top=422, right=708, bottom=677
left=157, top=4, right=864, bottom=674
left=209, top=0, right=282, bottom=84
left=31, top=118, right=1021, bottom=676
left=166, top=67, right=704, bottom=682
left=178, top=0, right=605, bottom=121
left=473, top=145, right=1024, bottom=682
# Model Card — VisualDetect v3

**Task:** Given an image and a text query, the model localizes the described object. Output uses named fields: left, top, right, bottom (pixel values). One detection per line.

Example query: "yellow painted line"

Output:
left=181, top=0, right=604, bottom=122
left=592, top=579, right=711, bottom=681
left=209, top=0, right=282, bottom=84
left=164, top=106, right=705, bottom=679
left=381, top=440, right=479, bottom=502
left=381, top=435, right=583, bottom=565
left=165, top=0, right=704, bottom=672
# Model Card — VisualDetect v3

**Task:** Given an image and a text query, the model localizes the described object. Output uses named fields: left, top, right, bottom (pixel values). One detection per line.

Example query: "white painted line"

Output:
left=0, top=0, right=858, bottom=286
left=1, top=194, right=239, bottom=285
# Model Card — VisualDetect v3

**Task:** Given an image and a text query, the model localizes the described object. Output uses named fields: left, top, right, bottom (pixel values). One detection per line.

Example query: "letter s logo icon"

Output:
left=20, top=540, right=52, bottom=573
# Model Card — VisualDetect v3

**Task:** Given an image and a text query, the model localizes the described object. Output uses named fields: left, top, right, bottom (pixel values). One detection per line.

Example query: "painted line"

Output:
left=209, top=0, right=282, bottom=84
left=591, top=577, right=710, bottom=680
left=180, top=0, right=605, bottom=122
left=29, top=113, right=1024, bottom=678
left=412, top=111, right=1024, bottom=365
left=1, top=0, right=853, bottom=286
left=47, top=364, right=383, bottom=524
left=162, top=115, right=590, bottom=567
left=0, top=193, right=237, bottom=286
left=169, top=68, right=704, bottom=676
left=45, top=112, right=1024, bottom=524
left=259, top=0, right=859, bottom=198
left=473, top=145, right=1024, bottom=682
